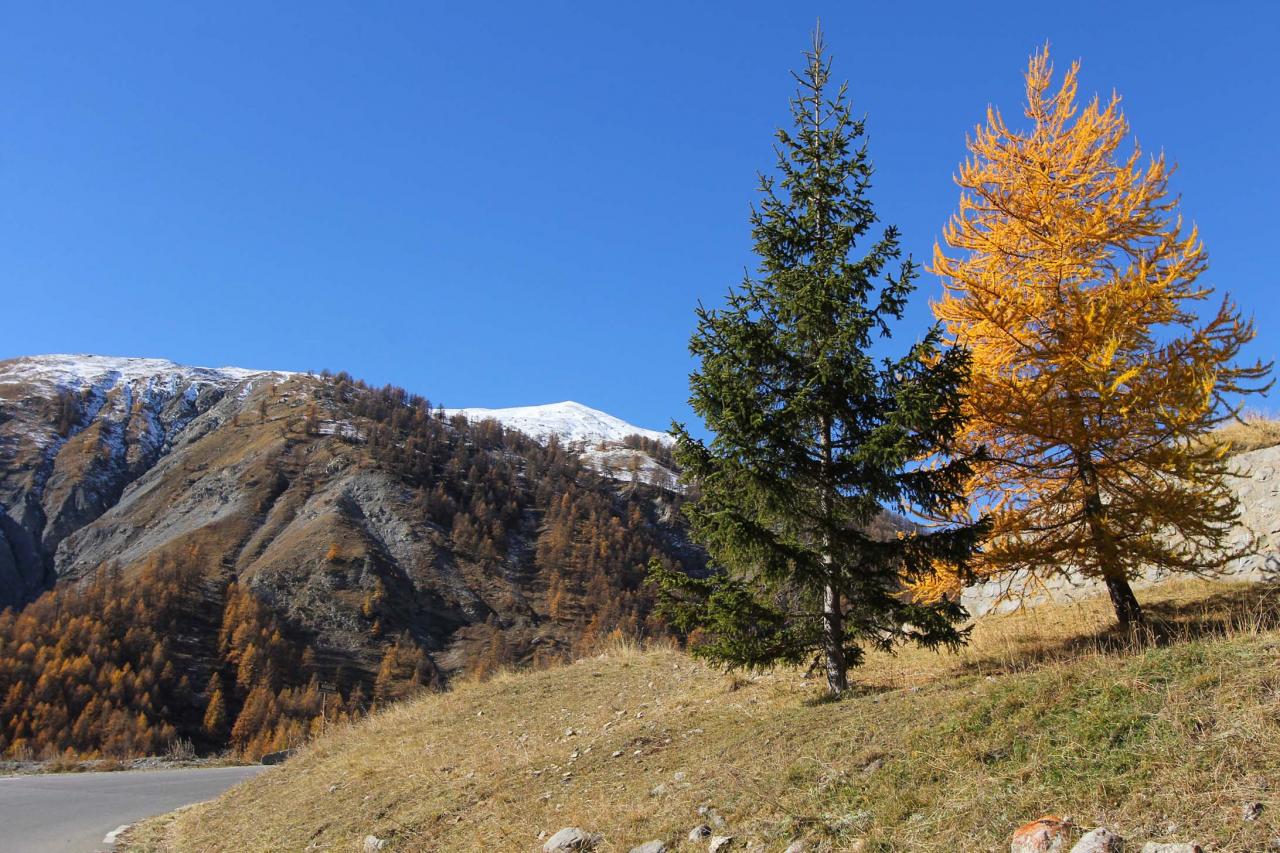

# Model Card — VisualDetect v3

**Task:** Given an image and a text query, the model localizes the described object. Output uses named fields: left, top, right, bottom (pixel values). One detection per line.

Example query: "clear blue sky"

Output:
left=3, top=2, right=1276, bottom=434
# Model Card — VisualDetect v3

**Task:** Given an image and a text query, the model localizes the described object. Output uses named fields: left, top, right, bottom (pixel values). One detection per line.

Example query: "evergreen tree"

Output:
left=650, top=31, right=987, bottom=695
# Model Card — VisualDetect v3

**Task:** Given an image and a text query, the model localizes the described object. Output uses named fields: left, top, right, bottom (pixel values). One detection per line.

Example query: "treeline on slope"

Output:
left=0, top=557, right=411, bottom=761
left=0, top=372, right=697, bottom=760
left=313, top=371, right=698, bottom=678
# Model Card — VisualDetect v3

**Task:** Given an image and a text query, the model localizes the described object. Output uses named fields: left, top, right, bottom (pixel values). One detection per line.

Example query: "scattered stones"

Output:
left=689, top=824, right=712, bottom=841
left=1140, top=844, right=1204, bottom=853
left=1069, top=827, right=1123, bottom=853
left=708, top=836, right=734, bottom=852
left=1011, top=815, right=1072, bottom=853
left=627, top=843, right=666, bottom=853
left=543, top=827, right=599, bottom=852
left=1244, top=801, right=1265, bottom=821
left=362, top=836, right=387, bottom=853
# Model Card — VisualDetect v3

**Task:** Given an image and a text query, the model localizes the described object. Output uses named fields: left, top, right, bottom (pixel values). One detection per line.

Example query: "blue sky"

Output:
left=3, top=2, right=1276, bottom=434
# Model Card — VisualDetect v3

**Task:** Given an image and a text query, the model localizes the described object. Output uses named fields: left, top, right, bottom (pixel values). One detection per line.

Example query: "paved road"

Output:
left=0, top=765, right=267, bottom=853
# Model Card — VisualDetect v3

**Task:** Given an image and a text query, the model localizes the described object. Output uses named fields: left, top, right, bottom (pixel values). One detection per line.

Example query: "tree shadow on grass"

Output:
left=953, top=581, right=1280, bottom=679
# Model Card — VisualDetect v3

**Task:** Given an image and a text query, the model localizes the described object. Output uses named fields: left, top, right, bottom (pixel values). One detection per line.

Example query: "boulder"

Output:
left=543, top=827, right=599, bottom=852
left=260, top=749, right=294, bottom=766
left=688, top=825, right=712, bottom=841
left=362, top=837, right=387, bottom=853
left=1244, top=802, right=1264, bottom=822
left=1011, top=816, right=1072, bottom=853
left=1069, top=828, right=1123, bottom=853
left=708, top=837, right=734, bottom=852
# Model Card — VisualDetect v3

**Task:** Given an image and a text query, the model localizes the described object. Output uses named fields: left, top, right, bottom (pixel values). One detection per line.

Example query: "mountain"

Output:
left=0, top=355, right=290, bottom=608
left=444, top=400, right=672, bottom=447
left=0, top=355, right=702, bottom=760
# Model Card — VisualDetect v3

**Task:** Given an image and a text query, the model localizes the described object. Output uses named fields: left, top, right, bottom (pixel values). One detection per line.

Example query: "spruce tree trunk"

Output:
left=1104, top=574, right=1144, bottom=629
left=818, top=416, right=847, bottom=695
left=822, top=581, right=848, bottom=694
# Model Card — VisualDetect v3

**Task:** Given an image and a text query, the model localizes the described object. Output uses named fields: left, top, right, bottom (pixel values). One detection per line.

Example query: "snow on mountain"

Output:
left=0, top=354, right=290, bottom=393
left=3, top=358, right=677, bottom=483
left=579, top=446, right=682, bottom=491
left=443, top=401, right=671, bottom=448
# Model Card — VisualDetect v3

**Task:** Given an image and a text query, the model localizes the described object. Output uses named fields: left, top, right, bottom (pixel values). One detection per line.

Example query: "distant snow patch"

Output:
left=442, top=401, right=670, bottom=448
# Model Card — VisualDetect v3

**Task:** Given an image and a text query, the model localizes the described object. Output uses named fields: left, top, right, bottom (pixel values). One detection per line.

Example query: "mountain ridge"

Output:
left=3, top=355, right=669, bottom=450
left=0, top=354, right=701, bottom=760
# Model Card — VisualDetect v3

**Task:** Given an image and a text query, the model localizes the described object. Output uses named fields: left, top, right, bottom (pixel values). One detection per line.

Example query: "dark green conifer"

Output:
left=651, top=30, right=988, bottom=695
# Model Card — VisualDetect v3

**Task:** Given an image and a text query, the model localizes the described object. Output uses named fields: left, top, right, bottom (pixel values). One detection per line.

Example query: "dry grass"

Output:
left=124, top=580, right=1280, bottom=852
left=1213, top=412, right=1280, bottom=455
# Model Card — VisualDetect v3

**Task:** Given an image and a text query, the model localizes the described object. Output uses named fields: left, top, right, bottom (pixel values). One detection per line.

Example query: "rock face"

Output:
left=0, top=355, right=701, bottom=681
left=0, top=355, right=284, bottom=609
left=965, top=442, right=1280, bottom=616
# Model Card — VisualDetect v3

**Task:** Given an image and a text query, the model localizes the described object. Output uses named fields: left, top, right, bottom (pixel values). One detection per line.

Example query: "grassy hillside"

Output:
left=123, top=579, right=1280, bottom=852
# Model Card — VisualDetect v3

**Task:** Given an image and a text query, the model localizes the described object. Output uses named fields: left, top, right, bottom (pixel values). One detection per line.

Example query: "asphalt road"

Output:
left=0, top=764, right=267, bottom=853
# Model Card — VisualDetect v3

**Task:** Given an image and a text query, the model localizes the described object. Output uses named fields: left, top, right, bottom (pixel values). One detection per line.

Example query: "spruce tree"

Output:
left=650, top=31, right=987, bottom=695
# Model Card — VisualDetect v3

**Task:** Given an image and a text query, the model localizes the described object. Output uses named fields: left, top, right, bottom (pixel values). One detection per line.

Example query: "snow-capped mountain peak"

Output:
left=443, top=400, right=671, bottom=447
left=0, top=354, right=291, bottom=392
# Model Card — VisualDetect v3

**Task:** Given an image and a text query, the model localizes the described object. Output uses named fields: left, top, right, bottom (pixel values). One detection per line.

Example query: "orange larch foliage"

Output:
left=928, top=47, right=1271, bottom=624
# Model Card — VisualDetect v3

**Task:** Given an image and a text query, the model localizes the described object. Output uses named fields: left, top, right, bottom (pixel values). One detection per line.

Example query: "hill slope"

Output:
left=125, top=580, right=1280, bottom=852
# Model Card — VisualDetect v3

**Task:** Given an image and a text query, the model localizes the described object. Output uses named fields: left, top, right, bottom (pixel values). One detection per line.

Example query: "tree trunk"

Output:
left=1075, top=451, right=1145, bottom=629
left=1104, top=574, right=1144, bottom=629
left=818, top=415, right=846, bottom=695
left=822, top=581, right=848, bottom=695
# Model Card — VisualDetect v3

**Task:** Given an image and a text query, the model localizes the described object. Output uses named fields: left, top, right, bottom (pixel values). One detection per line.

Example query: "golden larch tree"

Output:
left=930, top=47, right=1271, bottom=626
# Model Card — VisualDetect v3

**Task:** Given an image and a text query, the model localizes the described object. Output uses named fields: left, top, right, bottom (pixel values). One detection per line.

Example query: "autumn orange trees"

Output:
left=931, top=48, right=1271, bottom=626
left=0, top=561, right=371, bottom=761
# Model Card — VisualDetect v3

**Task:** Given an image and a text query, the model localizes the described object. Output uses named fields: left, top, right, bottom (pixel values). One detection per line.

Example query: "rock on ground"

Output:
left=1011, top=816, right=1072, bottom=853
left=543, top=827, right=599, bottom=852
left=1069, top=828, right=1123, bottom=853
left=708, top=837, right=734, bottom=852
left=1141, top=844, right=1204, bottom=853
left=627, top=843, right=666, bottom=853
left=688, top=824, right=712, bottom=841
